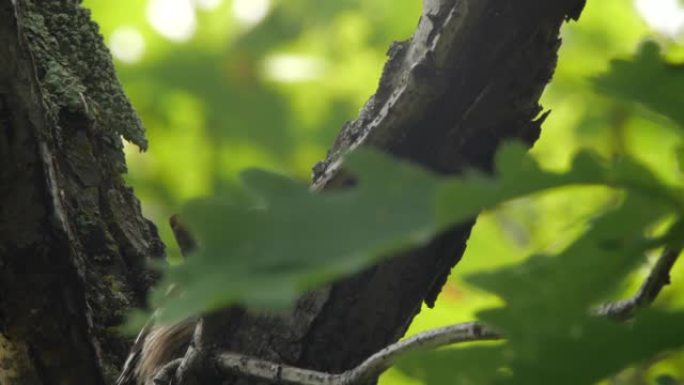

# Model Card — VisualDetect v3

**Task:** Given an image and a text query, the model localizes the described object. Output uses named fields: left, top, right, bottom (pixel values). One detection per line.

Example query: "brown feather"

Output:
left=135, top=319, right=195, bottom=384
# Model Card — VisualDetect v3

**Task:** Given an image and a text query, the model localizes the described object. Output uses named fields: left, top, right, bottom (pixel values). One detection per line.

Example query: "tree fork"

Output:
left=175, top=0, right=586, bottom=384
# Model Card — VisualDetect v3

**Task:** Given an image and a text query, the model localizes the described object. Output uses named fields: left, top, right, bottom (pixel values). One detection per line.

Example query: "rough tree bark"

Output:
left=0, top=0, right=585, bottom=384
left=0, top=1, right=163, bottom=384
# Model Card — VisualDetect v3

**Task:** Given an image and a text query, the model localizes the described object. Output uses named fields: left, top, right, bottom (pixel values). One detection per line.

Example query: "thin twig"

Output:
left=595, top=248, right=681, bottom=319
left=342, top=322, right=500, bottom=385
left=215, top=322, right=501, bottom=385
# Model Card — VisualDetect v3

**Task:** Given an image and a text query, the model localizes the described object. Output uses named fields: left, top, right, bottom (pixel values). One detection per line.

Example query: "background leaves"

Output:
left=594, top=41, right=684, bottom=129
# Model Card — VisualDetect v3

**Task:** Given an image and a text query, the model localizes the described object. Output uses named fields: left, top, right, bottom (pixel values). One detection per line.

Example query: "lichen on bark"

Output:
left=21, top=0, right=147, bottom=150
left=0, top=1, right=163, bottom=384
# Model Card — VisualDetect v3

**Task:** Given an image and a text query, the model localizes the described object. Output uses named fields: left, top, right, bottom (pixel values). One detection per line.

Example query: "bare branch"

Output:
left=215, top=322, right=500, bottom=385
left=595, top=248, right=681, bottom=319
left=341, top=322, right=500, bottom=385
left=217, top=353, right=337, bottom=385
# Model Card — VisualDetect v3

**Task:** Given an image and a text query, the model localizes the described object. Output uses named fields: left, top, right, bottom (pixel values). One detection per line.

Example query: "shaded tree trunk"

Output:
left=0, top=1, right=162, bottom=384
left=0, top=0, right=585, bottom=384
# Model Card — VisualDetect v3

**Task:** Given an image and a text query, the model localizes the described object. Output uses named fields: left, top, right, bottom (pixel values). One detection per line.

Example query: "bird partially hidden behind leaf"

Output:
left=116, top=215, right=196, bottom=385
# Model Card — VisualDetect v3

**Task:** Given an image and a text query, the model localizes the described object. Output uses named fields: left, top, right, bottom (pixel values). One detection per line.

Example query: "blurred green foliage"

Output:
left=151, top=139, right=682, bottom=322
left=594, top=41, right=684, bottom=129
left=86, top=0, right=421, bottom=260
left=84, top=0, right=684, bottom=384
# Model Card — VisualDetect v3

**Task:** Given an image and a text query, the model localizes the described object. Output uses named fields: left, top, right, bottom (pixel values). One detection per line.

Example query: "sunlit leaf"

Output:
left=151, top=143, right=681, bottom=322
left=153, top=149, right=442, bottom=320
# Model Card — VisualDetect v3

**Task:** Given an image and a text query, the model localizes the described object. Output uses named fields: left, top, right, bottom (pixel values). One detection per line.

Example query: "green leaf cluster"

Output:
left=154, top=115, right=684, bottom=323
left=594, top=41, right=684, bottom=129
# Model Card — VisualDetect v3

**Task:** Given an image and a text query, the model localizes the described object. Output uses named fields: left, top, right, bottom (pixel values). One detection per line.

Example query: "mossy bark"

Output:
left=0, top=1, right=162, bottom=384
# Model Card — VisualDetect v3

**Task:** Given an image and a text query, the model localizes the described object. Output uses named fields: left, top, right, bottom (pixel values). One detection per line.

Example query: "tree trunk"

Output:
left=0, top=1, right=163, bottom=384
left=0, top=0, right=585, bottom=384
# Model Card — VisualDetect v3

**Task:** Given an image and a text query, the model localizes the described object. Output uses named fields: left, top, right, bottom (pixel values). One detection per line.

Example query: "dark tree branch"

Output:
left=596, top=248, right=682, bottom=319
left=214, top=322, right=500, bottom=385
left=174, top=1, right=587, bottom=384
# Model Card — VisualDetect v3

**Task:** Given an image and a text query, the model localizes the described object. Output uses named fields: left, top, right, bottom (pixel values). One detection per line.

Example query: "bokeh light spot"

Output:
left=635, top=0, right=684, bottom=38
left=193, top=0, right=223, bottom=11
left=147, top=0, right=197, bottom=42
left=232, top=0, right=270, bottom=26
left=262, top=54, right=326, bottom=83
left=109, top=26, right=146, bottom=63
